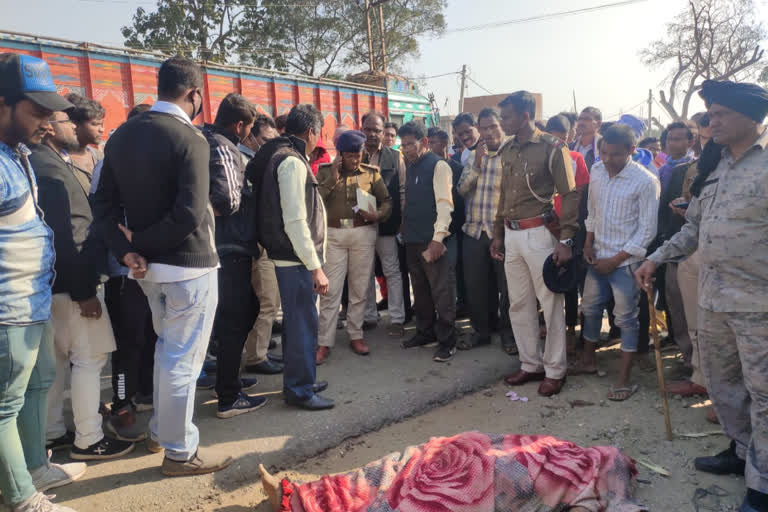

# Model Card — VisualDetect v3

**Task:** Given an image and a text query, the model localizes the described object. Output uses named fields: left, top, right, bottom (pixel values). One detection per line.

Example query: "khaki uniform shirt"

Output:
left=648, top=128, right=768, bottom=312
left=317, top=162, right=392, bottom=224
left=493, top=129, right=578, bottom=240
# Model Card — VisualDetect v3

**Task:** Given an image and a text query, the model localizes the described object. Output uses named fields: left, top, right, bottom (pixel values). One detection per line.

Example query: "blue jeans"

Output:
left=582, top=263, right=641, bottom=352
left=139, top=271, right=218, bottom=462
left=275, top=265, right=317, bottom=402
left=0, top=321, right=56, bottom=505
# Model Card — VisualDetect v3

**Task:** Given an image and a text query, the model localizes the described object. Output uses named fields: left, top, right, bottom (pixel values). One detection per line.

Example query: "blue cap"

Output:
left=336, top=130, right=366, bottom=153
left=617, top=114, right=647, bottom=139
left=0, top=53, right=73, bottom=111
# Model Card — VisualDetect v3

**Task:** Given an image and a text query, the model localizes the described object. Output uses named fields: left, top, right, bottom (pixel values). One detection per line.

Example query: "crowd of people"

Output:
left=0, top=50, right=767, bottom=512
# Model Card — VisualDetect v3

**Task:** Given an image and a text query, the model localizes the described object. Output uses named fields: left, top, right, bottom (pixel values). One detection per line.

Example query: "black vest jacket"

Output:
left=251, top=136, right=325, bottom=265
left=370, top=146, right=402, bottom=236
left=402, top=151, right=441, bottom=244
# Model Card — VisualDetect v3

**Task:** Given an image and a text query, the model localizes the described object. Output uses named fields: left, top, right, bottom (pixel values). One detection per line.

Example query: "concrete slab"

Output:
left=53, top=320, right=521, bottom=512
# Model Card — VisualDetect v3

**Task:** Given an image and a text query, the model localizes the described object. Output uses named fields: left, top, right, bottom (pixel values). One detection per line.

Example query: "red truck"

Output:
left=0, top=31, right=434, bottom=146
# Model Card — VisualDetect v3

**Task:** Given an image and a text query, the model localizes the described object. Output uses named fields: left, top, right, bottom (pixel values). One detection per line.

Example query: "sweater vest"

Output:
left=402, top=151, right=441, bottom=244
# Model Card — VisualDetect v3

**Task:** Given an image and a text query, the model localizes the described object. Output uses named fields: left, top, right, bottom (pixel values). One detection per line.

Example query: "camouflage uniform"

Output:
left=647, top=128, right=768, bottom=493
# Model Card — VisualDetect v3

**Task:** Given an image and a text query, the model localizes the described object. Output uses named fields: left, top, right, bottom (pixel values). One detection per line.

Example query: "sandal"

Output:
left=607, top=384, right=639, bottom=401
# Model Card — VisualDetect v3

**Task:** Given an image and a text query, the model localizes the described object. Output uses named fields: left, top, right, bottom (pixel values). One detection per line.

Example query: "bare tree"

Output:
left=642, top=0, right=765, bottom=120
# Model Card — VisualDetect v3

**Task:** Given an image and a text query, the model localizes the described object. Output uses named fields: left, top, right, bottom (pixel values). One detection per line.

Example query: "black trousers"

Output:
left=462, top=233, right=511, bottom=338
left=214, top=253, right=260, bottom=405
left=454, top=231, right=466, bottom=309
left=105, top=276, right=157, bottom=410
left=398, top=241, right=412, bottom=315
left=406, top=243, right=456, bottom=347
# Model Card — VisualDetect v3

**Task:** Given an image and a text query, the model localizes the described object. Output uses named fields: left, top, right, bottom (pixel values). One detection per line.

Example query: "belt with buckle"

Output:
left=329, top=217, right=368, bottom=229
left=504, top=213, right=552, bottom=231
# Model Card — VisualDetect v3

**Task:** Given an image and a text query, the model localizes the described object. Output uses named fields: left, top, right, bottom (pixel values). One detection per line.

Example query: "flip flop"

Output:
left=607, top=384, right=639, bottom=401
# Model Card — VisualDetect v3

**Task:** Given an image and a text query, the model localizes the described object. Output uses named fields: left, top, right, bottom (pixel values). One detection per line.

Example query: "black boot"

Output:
left=694, top=441, right=746, bottom=475
left=741, top=489, right=768, bottom=512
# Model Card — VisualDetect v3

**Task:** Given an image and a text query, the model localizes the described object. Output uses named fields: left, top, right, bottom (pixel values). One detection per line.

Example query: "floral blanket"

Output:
left=280, top=432, right=644, bottom=512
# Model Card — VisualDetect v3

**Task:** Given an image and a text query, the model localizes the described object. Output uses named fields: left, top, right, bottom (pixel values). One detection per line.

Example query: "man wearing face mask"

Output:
left=93, top=57, right=230, bottom=476
left=316, top=130, right=392, bottom=363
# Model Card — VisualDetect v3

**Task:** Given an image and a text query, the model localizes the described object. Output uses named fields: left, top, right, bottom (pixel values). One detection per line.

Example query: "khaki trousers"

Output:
left=503, top=225, right=567, bottom=379
left=677, top=251, right=704, bottom=387
left=699, top=309, right=768, bottom=493
left=319, top=226, right=377, bottom=347
left=244, top=251, right=281, bottom=365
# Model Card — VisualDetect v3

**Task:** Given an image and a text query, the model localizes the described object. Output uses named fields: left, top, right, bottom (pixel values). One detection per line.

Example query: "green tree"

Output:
left=238, top=0, right=358, bottom=77
left=348, top=0, right=447, bottom=74
left=122, top=0, right=250, bottom=62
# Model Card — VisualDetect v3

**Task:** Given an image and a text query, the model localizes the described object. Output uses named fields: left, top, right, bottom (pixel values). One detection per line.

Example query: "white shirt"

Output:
left=273, top=155, right=327, bottom=270
left=585, top=159, right=660, bottom=266
left=129, top=101, right=218, bottom=283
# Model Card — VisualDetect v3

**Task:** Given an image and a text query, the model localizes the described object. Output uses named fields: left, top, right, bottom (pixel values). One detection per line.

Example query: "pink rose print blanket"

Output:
left=279, top=432, right=645, bottom=512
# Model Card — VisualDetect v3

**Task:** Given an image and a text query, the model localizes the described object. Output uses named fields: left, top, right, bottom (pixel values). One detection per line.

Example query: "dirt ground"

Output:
left=205, top=343, right=744, bottom=512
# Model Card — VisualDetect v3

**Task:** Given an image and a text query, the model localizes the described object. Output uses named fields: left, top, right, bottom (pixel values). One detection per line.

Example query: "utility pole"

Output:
left=364, top=0, right=375, bottom=71
left=572, top=89, right=578, bottom=114
left=458, top=64, right=467, bottom=113
left=647, top=89, right=653, bottom=136
left=377, top=2, right=388, bottom=74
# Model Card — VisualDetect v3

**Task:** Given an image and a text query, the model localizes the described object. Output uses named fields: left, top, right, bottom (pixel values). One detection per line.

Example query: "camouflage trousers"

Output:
left=699, top=309, right=768, bottom=493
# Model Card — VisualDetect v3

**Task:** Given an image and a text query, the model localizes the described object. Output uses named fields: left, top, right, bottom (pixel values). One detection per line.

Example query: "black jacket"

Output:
left=203, top=124, right=259, bottom=256
left=30, top=144, right=103, bottom=301
left=93, top=111, right=218, bottom=269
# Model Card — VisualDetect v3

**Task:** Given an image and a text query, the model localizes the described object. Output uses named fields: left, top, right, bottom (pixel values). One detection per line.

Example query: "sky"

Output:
left=3, top=0, right=767, bottom=122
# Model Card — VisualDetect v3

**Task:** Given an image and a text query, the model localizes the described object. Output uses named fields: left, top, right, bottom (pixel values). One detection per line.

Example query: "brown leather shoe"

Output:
left=316, top=346, right=330, bottom=365
left=504, top=370, right=546, bottom=386
left=538, top=377, right=565, bottom=397
left=666, top=379, right=708, bottom=397
left=706, top=406, right=720, bottom=424
left=350, top=339, right=370, bottom=355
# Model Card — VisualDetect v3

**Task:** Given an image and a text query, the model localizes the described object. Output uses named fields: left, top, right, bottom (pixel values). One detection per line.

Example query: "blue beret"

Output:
left=699, top=80, right=768, bottom=123
left=336, top=130, right=366, bottom=153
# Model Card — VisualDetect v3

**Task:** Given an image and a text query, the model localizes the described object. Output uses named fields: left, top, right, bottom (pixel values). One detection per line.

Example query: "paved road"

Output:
left=53, top=319, right=520, bottom=512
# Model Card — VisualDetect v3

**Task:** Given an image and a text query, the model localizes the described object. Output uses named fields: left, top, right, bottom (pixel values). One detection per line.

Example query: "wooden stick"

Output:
left=647, top=289, right=673, bottom=440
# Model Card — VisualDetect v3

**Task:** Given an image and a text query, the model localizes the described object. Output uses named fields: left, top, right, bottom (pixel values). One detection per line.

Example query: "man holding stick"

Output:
left=635, top=79, right=768, bottom=512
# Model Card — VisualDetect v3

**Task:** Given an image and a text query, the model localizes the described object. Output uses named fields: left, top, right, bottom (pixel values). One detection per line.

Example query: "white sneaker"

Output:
left=30, top=462, right=87, bottom=492
left=12, top=492, right=76, bottom=512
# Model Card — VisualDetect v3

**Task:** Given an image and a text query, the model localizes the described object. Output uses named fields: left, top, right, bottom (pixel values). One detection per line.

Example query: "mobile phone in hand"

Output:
left=676, top=202, right=689, bottom=209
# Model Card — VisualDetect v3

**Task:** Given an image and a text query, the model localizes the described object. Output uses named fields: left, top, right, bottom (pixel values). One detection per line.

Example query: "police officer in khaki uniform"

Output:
left=316, top=130, right=392, bottom=364
left=637, top=80, right=768, bottom=512
left=489, top=91, right=579, bottom=397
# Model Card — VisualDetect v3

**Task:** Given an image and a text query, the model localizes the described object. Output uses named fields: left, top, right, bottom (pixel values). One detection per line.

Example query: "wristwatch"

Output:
left=559, top=238, right=575, bottom=247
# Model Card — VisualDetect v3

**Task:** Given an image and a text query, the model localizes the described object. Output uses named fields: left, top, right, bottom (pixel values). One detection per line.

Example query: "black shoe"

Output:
left=313, top=381, right=329, bottom=394
left=268, top=352, right=283, bottom=363
left=272, top=321, right=282, bottom=334
left=433, top=346, right=457, bottom=362
left=285, top=394, right=335, bottom=410
left=376, top=299, right=388, bottom=311
left=268, top=339, right=278, bottom=350
left=70, top=436, right=134, bottom=461
left=46, top=431, right=75, bottom=451
left=402, top=332, right=437, bottom=349
left=217, top=393, right=268, bottom=419
left=695, top=441, right=746, bottom=475
left=245, top=360, right=283, bottom=375
left=362, top=320, right=378, bottom=331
